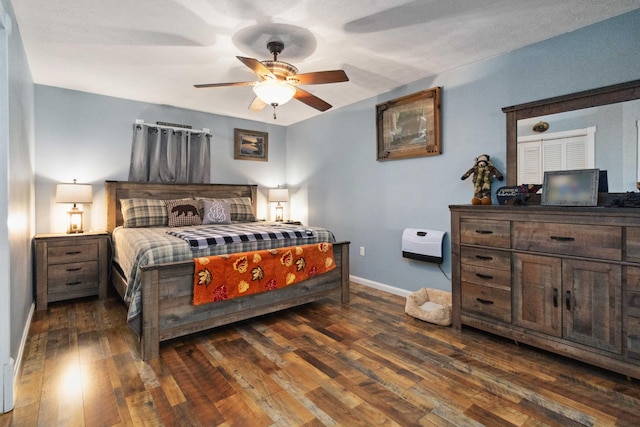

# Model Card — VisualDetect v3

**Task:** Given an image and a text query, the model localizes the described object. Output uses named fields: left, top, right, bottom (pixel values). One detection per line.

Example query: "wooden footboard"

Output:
left=138, top=241, right=350, bottom=360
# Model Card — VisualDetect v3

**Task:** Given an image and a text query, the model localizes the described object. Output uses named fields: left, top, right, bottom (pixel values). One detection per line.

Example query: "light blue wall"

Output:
left=286, top=10, right=640, bottom=294
left=34, top=87, right=287, bottom=233
left=1, top=0, right=35, bottom=411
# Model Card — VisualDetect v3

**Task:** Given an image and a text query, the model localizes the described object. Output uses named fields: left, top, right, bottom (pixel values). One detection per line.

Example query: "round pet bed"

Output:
left=404, top=288, right=452, bottom=326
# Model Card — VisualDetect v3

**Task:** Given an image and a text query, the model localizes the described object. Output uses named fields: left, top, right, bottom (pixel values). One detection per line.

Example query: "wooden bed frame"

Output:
left=105, top=180, right=350, bottom=360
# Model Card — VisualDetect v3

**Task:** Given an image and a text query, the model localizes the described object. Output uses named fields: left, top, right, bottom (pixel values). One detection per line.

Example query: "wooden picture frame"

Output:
left=541, top=169, right=600, bottom=206
left=234, top=128, right=268, bottom=161
left=376, top=87, right=441, bottom=161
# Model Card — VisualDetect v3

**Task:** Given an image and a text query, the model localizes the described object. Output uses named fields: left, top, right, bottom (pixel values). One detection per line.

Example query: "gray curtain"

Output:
left=128, top=124, right=211, bottom=183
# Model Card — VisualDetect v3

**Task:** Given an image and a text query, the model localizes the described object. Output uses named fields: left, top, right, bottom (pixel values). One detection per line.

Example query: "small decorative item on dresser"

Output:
left=34, top=231, right=109, bottom=311
left=460, top=154, right=504, bottom=205
left=55, top=179, right=93, bottom=233
left=496, top=184, right=542, bottom=205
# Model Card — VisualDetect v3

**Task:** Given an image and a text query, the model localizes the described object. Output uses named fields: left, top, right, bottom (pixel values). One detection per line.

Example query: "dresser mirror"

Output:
left=503, top=79, right=640, bottom=192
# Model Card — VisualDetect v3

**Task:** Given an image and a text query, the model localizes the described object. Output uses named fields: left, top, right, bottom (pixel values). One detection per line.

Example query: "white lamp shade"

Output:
left=253, top=80, right=296, bottom=106
left=268, top=188, right=289, bottom=203
left=56, top=182, right=93, bottom=204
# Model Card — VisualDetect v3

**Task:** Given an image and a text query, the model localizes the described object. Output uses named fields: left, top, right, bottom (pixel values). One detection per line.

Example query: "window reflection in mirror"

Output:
left=516, top=99, right=640, bottom=192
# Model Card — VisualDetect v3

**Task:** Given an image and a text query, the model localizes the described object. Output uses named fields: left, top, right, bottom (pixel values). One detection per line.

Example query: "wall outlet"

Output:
left=359, top=246, right=365, bottom=256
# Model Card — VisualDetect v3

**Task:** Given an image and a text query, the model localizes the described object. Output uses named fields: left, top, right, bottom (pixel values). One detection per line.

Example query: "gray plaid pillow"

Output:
left=121, top=198, right=168, bottom=228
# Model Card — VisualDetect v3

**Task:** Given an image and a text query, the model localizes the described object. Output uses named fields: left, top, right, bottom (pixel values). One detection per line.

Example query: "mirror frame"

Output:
left=502, top=79, right=640, bottom=186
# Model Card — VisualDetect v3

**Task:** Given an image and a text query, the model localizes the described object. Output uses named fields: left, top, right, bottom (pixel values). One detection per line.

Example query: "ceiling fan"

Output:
left=194, top=41, right=349, bottom=119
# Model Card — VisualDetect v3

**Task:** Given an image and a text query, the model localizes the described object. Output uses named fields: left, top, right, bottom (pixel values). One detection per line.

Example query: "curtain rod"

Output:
left=135, top=119, right=210, bottom=134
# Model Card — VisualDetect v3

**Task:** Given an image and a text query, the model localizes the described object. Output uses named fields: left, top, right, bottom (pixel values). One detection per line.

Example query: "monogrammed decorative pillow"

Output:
left=202, top=199, right=232, bottom=224
left=198, top=197, right=256, bottom=222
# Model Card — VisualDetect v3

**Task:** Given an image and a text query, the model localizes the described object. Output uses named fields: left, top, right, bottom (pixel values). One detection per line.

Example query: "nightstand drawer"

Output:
left=47, top=260, right=99, bottom=293
left=48, top=243, right=99, bottom=264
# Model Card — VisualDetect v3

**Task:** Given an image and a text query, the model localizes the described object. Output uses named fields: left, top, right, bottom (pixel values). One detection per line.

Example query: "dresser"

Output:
left=34, top=231, right=109, bottom=311
left=450, top=205, right=640, bottom=379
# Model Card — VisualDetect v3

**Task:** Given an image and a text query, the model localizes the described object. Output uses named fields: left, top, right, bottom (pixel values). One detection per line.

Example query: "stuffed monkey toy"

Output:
left=461, top=154, right=504, bottom=205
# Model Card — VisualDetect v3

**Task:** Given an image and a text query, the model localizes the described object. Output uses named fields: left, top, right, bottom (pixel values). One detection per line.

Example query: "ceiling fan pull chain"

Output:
left=272, top=103, right=278, bottom=120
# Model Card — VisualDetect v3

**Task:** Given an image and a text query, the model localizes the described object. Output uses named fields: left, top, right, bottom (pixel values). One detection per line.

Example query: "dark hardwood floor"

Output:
left=2, top=282, right=640, bottom=426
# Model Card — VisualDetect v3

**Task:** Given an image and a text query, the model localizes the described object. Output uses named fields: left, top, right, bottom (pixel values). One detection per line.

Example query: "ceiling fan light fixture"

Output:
left=253, top=80, right=296, bottom=106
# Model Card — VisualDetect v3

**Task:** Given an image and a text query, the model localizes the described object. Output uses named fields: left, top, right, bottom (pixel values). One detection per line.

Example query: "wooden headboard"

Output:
left=105, top=181, right=258, bottom=232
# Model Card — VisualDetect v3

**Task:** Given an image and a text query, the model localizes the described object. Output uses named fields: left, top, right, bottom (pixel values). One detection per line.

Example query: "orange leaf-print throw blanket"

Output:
left=193, top=243, right=335, bottom=306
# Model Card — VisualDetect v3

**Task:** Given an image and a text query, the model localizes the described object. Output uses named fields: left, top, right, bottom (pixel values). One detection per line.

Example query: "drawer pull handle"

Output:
left=476, top=298, right=494, bottom=305
left=475, top=230, right=494, bottom=235
left=65, top=251, right=82, bottom=255
left=66, top=267, right=82, bottom=272
left=565, top=290, right=572, bottom=310
left=553, top=288, right=558, bottom=307
left=66, top=281, right=83, bottom=286
left=475, top=255, right=493, bottom=261
left=476, top=273, right=493, bottom=280
left=550, top=236, right=575, bottom=242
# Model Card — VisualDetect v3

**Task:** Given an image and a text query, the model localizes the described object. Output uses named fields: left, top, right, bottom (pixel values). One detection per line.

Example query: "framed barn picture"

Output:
left=376, top=87, right=442, bottom=161
left=234, top=128, right=268, bottom=161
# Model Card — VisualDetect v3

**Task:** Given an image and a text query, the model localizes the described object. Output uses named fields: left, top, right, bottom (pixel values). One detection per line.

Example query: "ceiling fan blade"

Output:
left=249, top=97, right=267, bottom=111
left=194, top=81, right=254, bottom=88
left=292, top=70, right=349, bottom=85
left=236, top=56, right=275, bottom=80
left=294, top=88, right=332, bottom=112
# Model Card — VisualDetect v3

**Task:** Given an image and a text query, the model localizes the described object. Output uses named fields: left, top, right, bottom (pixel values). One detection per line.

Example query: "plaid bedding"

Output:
left=167, top=223, right=317, bottom=249
left=112, top=222, right=336, bottom=333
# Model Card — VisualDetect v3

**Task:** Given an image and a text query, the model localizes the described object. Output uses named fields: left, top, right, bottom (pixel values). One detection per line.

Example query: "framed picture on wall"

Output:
left=376, top=86, right=442, bottom=161
left=234, top=128, right=268, bottom=161
left=541, top=169, right=600, bottom=206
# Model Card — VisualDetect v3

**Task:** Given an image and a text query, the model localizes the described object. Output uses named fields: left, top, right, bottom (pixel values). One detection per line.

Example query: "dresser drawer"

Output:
left=626, top=227, right=640, bottom=263
left=627, top=267, right=640, bottom=318
left=460, top=219, right=510, bottom=248
left=513, top=222, right=621, bottom=261
left=47, top=261, right=99, bottom=294
left=627, top=317, right=640, bottom=360
left=461, top=264, right=511, bottom=290
left=461, top=282, right=511, bottom=323
left=48, top=243, right=99, bottom=264
left=461, top=247, right=510, bottom=270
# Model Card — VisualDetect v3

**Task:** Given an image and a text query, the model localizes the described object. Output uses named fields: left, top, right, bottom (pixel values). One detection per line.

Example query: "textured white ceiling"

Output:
left=12, top=0, right=640, bottom=125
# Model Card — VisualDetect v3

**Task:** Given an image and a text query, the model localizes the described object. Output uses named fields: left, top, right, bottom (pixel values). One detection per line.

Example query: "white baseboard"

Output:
left=14, top=302, right=34, bottom=384
left=4, top=302, right=34, bottom=413
left=349, top=275, right=412, bottom=298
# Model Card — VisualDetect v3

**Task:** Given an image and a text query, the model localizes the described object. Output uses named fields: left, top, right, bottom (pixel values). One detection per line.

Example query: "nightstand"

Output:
left=34, top=231, right=109, bottom=311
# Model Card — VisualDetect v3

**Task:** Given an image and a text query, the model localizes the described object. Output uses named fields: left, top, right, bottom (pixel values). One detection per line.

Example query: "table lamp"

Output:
left=56, top=179, right=93, bottom=233
left=268, top=187, right=289, bottom=222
